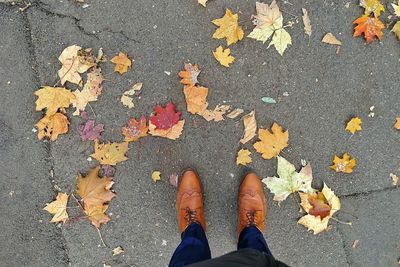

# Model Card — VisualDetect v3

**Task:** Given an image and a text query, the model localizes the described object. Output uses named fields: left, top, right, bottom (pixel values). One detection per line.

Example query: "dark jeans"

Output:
left=169, top=223, right=272, bottom=267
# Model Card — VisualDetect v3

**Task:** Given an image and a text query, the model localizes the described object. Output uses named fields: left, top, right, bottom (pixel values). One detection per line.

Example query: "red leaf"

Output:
left=308, top=192, right=331, bottom=220
left=149, top=102, right=181, bottom=130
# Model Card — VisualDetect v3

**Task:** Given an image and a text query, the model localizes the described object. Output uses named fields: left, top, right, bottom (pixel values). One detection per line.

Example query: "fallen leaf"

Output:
left=111, top=52, right=132, bottom=74
left=298, top=183, right=341, bottom=234
left=78, top=120, right=104, bottom=141
left=71, top=88, right=97, bottom=116
left=391, top=21, right=400, bottom=40
left=261, top=97, right=276, bottom=104
left=213, top=46, right=235, bottom=67
left=84, top=204, right=110, bottom=228
left=390, top=173, right=398, bottom=186
left=212, top=9, right=244, bottom=46
left=77, top=166, right=116, bottom=208
left=121, top=115, right=148, bottom=142
left=179, top=63, right=201, bottom=87
left=123, top=82, right=143, bottom=96
left=169, top=173, right=178, bottom=187
left=352, top=240, right=360, bottom=249
left=262, top=156, right=314, bottom=201
left=394, top=117, right=400, bottom=129
left=149, top=120, right=185, bottom=140
left=253, top=122, right=288, bottom=159
left=183, top=85, right=209, bottom=114
left=100, top=165, right=116, bottom=177
left=353, top=15, right=384, bottom=44
left=199, top=104, right=230, bottom=122
left=360, top=0, right=384, bottom=17
left=152, top=171, right=161, bottom=182
left=198, top=0, right=208, bottom=7
left=302, top=8, right=312, bottom=37
left=236, top=149, right=252, bottom=166
left=322, top=32, right=342, bottom=45
left=112, top=246, right=124, bottom=256
left=248, top=1, right=292, bottom=56
left=91, top=140, right=129, bottom=166
left=392, top=0, right=400, bottom=16
left=35, top=112, right=69, bottom=141
left=240, top=111, right=257, bottom=144
left=43, top=192, right=69, bottom=223
left=84, top=68, right=104, bottom=97
left=226, top=108, right=244, bottom=119
left=149, top=102, right=181, bottom=130
left=58, top=45, right=96, bottom=86
left=330, top=153, right=356, bottom=173
left=121, top=95, right=135, bottom=109
left=35, top=86, right=75, bottom=115
left=346, top=117, right=362, bottom=134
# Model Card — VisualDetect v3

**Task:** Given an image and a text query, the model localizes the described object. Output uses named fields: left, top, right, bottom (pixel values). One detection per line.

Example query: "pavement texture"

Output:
left=0, top=0, right=399, bottom=266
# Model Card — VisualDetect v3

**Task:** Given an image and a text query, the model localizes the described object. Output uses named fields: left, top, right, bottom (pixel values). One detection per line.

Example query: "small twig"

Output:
left=281, top=9, right=298, bottom=20
left=87, top=102, right=96, bottom=117
left=331, top=216, right=352, bottom=226
left=70, top=193, right=84, bottom=210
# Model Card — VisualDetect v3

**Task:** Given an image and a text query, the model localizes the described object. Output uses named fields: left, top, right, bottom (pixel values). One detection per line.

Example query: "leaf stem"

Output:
left=331, top=216, right=352, bottom=226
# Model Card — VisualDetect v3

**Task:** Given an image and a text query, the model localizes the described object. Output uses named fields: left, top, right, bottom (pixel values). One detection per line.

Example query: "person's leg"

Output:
left=169, top=170, right=210, bottom=267
left=238, top=226, right=272, bottom=255
left=169, top=223, right=211, bottom=267
left=237, top=172, right=272, bottom=255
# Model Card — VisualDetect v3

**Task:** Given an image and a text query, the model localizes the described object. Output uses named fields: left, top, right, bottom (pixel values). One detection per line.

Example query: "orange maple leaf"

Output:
left=121, top=115, right=148, bottom=142
left=84, top=204, right=110, bottom=228
left=183, top=85, right=209, bottom=114
left=330, top=153, right=356, bottom=173
left=178, top=63, right=201, bottom=87
left=253, top=122, right=289, bottom=159
left=35, top=112, right=69, bottom=141
left=353, top=15, right=384, bottom=43
left=111, top=52, right=132, bottom=74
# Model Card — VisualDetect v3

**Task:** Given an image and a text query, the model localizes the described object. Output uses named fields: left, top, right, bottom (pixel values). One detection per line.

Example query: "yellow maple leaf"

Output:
left=35, top=112, right=69, bottom=141
left=240, top=111, right=257, bottom=144
left=58, top=45, right=96, bottom=86
left=392, top=0, right=400, bottom=16
left=268, top=28, right=292, bottom=56
left=71, top=89, right=98, bottom=116
left=183, top=85, right=209, bottom=114
left=394, top=117, right=400, bottom=129
left=212, top=9, right=244, bottom=46
left=84, top=204, right=110, bottom=228
left=360, top=0, right=384, bottom=17
left=111, top=52, right=132, bottom=74
left=391, top=21, right=400, bottom=40
left=345, top=117, right=362, bottom=134
left=149, top=120, right=185, bottom=140
left=253, top=122, right=289, bottom=159
left=76, top=166, right=116, bottom=207
left=35, top=86, right=75, bottom=116
left=43, top=192, right=69, bottom=223
left=91, top=140, right=129, bottom=165
left=152, top=171, right=161, bottom=182
left=298, top=183, right=341, bottom=234
left=213, top=46, right=234, bottom=67
left=330, top=153, right=356, bottom=173
left=236, top=149, right=252, bottom=166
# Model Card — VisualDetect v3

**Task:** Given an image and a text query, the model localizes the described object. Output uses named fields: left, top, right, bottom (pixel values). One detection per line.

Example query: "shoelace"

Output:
left=184, top=207, right=198, bottom=224
left=246, top=211, right=257, bottom=227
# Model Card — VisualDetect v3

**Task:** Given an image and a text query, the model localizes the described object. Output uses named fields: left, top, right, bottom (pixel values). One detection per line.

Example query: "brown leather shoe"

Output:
left=176, top=170, right=206, bottom=233
left=237, top=172, right=266, bottom=237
